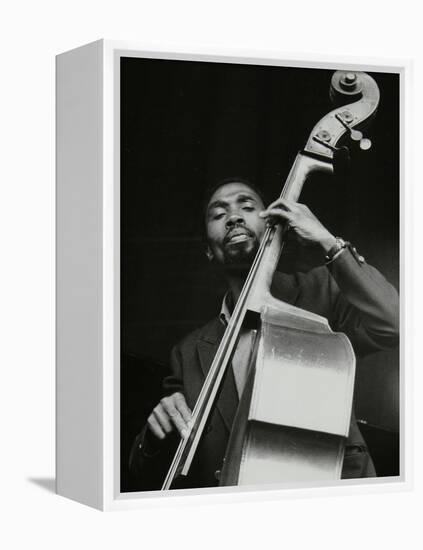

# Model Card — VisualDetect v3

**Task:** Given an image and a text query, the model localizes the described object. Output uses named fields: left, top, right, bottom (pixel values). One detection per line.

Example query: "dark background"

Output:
left=120, top=57, right=400, bottom=491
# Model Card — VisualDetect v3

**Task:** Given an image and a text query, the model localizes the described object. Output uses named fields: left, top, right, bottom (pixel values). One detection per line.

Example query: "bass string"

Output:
left=164, top=179, right=292, bottom=487
left=162, top=226, right=274, bottom=487
left=189, top=224, right=273, bottom=413
left=184, top=172, right=293, bottom=418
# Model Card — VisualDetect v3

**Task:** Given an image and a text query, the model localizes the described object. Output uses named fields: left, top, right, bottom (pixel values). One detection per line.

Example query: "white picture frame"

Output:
left=56, top=39, right=409, bottom=511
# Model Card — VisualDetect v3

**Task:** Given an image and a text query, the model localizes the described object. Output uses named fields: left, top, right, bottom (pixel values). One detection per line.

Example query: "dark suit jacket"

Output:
left=130, top=249, right=399, bottom=489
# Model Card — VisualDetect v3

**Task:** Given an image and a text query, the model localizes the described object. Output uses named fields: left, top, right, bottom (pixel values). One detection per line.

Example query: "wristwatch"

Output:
left=325, top=237, right=366, bottom=265
left=325, top=237, right=348, bottom=264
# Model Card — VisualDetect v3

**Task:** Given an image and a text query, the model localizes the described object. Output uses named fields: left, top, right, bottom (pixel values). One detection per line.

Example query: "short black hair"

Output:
left=202, top=176, right=267, bottom=219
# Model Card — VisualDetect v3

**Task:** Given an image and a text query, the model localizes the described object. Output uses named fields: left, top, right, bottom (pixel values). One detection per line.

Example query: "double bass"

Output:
left=162, top=70, right=380, bottom=489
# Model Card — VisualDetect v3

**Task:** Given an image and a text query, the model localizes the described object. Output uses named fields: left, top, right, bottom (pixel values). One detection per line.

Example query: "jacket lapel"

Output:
left=197, top=320, right=239, bottom=432
left=195, top=273, right=300, bottom=433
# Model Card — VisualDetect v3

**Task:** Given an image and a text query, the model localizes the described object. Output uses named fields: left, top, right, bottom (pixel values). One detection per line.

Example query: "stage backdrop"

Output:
left=120, top=58, right=399, bottom=490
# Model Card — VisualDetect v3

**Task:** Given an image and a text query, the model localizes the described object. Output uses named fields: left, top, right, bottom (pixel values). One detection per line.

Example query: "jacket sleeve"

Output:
left=326, top=247, right=399, bottom=356
left=162, top=345, right=185, bottom=396
left=128, top=345, right=184, bottom=490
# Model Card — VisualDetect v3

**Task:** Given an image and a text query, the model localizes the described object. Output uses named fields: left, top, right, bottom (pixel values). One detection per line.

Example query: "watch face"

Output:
left=325, top=238, right=345, bottom=262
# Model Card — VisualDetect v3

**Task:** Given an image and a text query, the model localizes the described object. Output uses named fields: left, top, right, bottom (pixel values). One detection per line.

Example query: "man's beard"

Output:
left=221, top=235, right=260, bottom=274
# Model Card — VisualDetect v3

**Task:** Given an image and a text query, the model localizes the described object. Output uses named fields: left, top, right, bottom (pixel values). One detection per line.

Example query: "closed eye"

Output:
left=212, top=212, right=226, bottom=220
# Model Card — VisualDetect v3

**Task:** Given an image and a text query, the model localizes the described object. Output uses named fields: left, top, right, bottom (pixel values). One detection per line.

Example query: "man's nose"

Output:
left=225, top=212, right=245, bottom=228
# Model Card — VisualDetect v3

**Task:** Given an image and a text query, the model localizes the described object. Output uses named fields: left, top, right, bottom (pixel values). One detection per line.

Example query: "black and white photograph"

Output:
left=5, top=0, right=423, bottom=546
left=119, top=57, right=400, bottom=494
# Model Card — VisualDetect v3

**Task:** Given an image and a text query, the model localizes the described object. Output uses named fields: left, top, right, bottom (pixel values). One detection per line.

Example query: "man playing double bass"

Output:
left=129, top=177, right=399, bottom=489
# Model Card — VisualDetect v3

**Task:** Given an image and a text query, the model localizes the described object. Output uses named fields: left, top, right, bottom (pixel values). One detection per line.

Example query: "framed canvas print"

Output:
left=56, top=40, right=406, bottom=510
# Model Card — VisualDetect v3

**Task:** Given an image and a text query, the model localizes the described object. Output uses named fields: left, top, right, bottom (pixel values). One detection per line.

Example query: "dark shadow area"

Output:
left=27, top=477, right=56, bottom=494
left=358, top=422, right=400, bottom=477
left=120, top=352, right=169, bottom=492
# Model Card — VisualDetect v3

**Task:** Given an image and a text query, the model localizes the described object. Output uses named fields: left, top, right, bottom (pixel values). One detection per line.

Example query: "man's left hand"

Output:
left=260, top=198, right=336, bottom=253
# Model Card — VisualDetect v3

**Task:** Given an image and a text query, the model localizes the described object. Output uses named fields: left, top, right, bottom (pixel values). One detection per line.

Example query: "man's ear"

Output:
left=205, top=246, right=214, bottom=262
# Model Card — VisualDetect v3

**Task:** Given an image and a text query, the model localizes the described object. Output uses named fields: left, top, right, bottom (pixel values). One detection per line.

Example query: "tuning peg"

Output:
left=350, top=129, right=363, bottom=142
left=312, top=132, right=340, bottom=152
left=359, top=138, right=372, bottom=150
left=335, top=112, right=372, bottom=150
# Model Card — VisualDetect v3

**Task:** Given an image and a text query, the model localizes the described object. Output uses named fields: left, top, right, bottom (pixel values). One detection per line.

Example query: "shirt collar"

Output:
left=219, top=292, right=231, bottom=326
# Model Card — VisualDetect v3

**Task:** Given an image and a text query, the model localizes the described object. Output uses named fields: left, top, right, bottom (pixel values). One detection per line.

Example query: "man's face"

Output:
left=205, top=182, right=266, bottom=267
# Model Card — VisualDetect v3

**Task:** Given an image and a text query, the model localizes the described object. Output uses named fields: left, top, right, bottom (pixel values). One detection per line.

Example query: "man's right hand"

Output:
left=147, top=392, right=192, bottom=440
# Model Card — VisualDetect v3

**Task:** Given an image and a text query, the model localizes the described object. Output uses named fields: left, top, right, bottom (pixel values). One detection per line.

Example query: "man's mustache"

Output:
left=223, top=226, right=255, bottom=245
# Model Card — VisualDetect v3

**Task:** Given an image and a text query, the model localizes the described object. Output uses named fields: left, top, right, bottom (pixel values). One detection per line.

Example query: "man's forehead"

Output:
left=208, top=182, right=263, bottom=205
